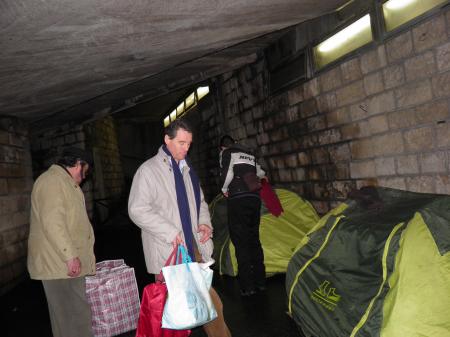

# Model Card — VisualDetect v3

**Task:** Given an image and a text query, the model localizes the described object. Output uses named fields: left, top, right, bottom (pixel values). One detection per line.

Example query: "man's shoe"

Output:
left=256, top=285, right=266, bottom=292
left=240, top=289, right=256, bottom=297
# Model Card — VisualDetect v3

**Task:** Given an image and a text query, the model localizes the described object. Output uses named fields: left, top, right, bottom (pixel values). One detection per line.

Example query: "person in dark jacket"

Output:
left=219, top=135, right=267, bottom=296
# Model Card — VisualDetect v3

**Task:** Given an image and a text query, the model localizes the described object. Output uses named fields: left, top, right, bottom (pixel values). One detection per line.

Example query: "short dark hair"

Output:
left=57, top=147, right=94, bottom=168
left=220, top=135, right=235, bottom=148
left=164, top=118, right=193, bottom=139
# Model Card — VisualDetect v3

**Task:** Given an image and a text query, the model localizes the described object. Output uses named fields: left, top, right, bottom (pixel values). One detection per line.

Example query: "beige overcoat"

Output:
left=27, top=164, right=95, bottom=280
left=128, top=146, right=214, bottom=274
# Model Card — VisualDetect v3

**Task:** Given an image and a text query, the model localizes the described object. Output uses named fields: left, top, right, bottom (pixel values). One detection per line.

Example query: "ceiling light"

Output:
left=318, top=15, right=371, bottom=53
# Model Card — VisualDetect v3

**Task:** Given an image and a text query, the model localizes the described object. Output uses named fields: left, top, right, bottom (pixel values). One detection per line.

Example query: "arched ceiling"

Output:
left=0, top=0, right=347, bottom=129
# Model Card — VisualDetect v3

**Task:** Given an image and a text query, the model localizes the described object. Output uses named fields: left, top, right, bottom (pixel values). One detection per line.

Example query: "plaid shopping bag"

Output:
left=86, top=259, right=140, bottom=337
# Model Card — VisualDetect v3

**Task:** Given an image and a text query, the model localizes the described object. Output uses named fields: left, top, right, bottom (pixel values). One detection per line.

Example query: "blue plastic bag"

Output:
left=161, top=245, right=217, bottom=330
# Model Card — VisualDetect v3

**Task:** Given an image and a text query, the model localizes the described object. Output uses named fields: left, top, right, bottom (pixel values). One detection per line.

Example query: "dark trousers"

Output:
left=227, top=196, right=265, bottom=291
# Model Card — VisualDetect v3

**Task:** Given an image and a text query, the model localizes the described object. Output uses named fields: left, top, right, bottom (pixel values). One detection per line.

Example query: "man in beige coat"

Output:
left=128, top=118, right=231, bottom=337
left=28, top=147, right=95, bottom=337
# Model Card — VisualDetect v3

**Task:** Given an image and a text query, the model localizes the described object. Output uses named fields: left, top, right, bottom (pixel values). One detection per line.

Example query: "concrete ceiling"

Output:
left=0, top=0, right=346, bottom=129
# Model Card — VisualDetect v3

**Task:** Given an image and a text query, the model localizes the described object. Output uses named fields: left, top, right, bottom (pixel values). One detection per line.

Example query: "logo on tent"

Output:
left=310, top=280, right=341, bottom=311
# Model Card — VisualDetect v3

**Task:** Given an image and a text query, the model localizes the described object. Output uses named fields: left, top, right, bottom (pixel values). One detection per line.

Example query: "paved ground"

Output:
left=2, top=218, right=305, bottom=337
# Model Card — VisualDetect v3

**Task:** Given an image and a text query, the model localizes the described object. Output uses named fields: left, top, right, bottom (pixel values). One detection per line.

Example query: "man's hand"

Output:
left=197, top=224, right=213, bottom=244
left=223, top=191, right=229, bottom=198
left=66, top=257, right=81, bottom=277
left=172, top=232, right=184, bottom=249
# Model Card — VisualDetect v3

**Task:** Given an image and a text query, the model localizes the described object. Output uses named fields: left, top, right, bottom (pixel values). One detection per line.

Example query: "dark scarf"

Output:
left=162, top=145, right=200, bottom=261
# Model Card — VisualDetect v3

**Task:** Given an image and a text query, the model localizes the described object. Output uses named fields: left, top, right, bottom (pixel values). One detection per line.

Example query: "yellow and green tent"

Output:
left=286, top=187, right=450, bottom=337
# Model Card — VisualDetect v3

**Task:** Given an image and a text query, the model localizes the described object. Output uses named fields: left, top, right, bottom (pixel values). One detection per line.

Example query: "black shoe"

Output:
left=256, top=285, right=266, bottom=292
left=240, top=289, right=256, bottom=297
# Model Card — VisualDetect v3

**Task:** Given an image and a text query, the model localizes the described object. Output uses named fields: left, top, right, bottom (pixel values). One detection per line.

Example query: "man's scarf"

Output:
left=162, top=145, right=200, bottom=260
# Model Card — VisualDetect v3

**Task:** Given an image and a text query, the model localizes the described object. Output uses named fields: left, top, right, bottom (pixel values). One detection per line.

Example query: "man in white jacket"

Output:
left=128, top=118, right=231, bottom=337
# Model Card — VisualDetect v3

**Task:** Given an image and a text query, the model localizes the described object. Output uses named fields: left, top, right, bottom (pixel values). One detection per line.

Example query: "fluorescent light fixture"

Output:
left=313, top=14, right=373, bottom=69
left=317, top=15, right=371, bottom=53
left=383, top=0, right=447, bottom=32
left=384, top=0, right=416, bottom=10
left=170, top=109, right=176, bottom=121
left=164, top=116, right=170, bottom=127
left=176, top=102, right=184, bottom=114
left=197, top=86, right=210, bottom=100
left=185, top=92, right=195, bottom=109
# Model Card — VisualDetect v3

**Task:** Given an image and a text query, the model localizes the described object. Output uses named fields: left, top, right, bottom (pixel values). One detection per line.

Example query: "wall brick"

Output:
left=396, top=154, right=419, bottom=174
left=365, top=91, right=396, bottom=117
left=436, top=123, right=450, bottom=147
left=317, top=92, right=337, bottom=113
left=404, top=127, right=434, bottom=152
left=329, top=143, right=351, bottom=162
left=406, top=175, right=436, bottom=193
left=336, top=80, right=365, bottom=107
left=363, top=71, right=384, bottom=96
left=420, top=151, right=447, bottom=173
left=293, top=168, right=306, bottom=181
left=432, top=70, right=450, bottom=98
left=348, top=102, right=370, bottom=122
left=377, top=177, right=406, bottom=190
left=415, top=100, right=449, bottom=124
left=0, top=179, right=7, bottom=195
left=436, top=41, right=450, bottom=72
left=303, top=78, right=320, bottom=99
left=375, top=157, right=396, bottom=176
left=340, top=57, right=362, bottom=83
left=350, top=160, right=376, bottom=178
left=288, top=85, right=304, bottom=105
left=285, top=154, right=298, bottom=168
left=307, top=115, right=327, bottom=132
left=319, top=67, right=342, bottom=92
left=368, top=115, right=389, bottom=135
left=341, top=121, right=367, bottom=140
left=318, top=129, right=341, bottom=145
left=404, top=51, right=437, bottom=82
left=395, top=80, right=433, bottom=108
left=297, top=152, right=311, bottom=166
left=387, top=109, right=417, bottom=130
left=327, top=107, right=350, bottom=127
left=383, top=64, right=405, bottom=89
left=436, top=174, right=450, bottom=194
left=412, top=15, right=447, bottom=53
left=311, top=147, right=330, bottom=164
left=373, top=132, right=405, bottom=156
left=360, top=45, right=387, bottom=74
left=386, top=31, right=414, bottom=63
left=298, top=99, right=318, bottom=119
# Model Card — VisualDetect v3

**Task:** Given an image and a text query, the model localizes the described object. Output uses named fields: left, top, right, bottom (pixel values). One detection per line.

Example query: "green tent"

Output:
left=210, top=189, right=319, bottom=276
left=286, top=187, right=450, bottom=337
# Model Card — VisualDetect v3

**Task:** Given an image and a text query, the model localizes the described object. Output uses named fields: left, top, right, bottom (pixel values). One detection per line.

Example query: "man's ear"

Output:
left=164, top=135, right=170, bottom=145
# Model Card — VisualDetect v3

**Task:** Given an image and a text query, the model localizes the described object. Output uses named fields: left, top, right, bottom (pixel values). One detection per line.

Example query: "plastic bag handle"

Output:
left=156, top=246, right=179, bottom=283
left=176, top=245, right=192, bottom=265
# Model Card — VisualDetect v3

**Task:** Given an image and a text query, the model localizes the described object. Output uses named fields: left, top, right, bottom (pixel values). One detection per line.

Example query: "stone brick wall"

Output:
left=31, top=116, right=125, bottom=225
left=31, top=124, right=94, bottom=216
left=0, top=117, right=33, bottom=295
left=84, top=116, right=125, bottom=224
left=198, top=8, right=450, bottom=214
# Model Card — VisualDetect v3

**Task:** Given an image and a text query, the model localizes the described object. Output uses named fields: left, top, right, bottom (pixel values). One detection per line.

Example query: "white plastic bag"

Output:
left=161, top=245, right=217, bottom=330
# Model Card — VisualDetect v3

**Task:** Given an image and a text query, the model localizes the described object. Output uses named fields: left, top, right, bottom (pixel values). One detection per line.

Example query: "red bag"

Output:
left=135, top=250, right=191, bottom=337
left=259, top=179, right=283, bottom=217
